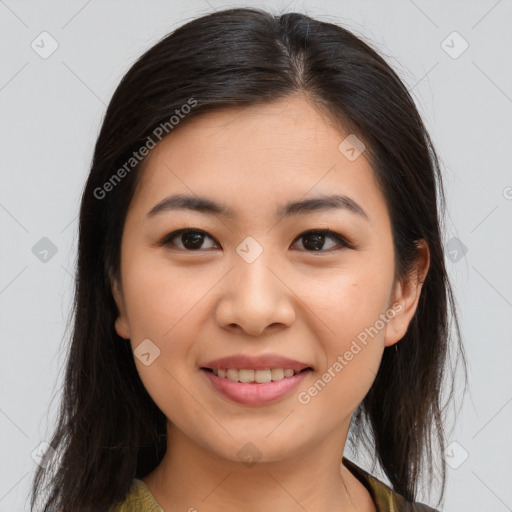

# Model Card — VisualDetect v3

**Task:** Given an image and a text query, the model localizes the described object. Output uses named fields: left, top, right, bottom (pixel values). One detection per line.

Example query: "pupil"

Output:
left=303, top=233, right=324, bottom=251
left=182, top=231, right=204, bottom=250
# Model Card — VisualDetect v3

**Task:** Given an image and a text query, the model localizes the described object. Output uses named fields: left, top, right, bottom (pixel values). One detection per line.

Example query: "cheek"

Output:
left=296, top=262, right=394, bottom=345
left=121, top=253, right=213, bottom=341
left=294, top=274, right=389, bottom=414
left=293, top=263, right=393, bottom=402
left=122, top=261, right=207, bottom=426
left=121, top=258, right=216, bottom=401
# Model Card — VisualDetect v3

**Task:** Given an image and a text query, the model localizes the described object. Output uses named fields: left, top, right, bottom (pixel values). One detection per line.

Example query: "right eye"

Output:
left=159, top=229, right=220, bottom=251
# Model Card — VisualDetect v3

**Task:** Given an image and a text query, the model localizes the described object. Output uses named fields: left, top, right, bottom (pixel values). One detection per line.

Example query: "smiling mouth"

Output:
left=201, top=367, right=312, bottom=384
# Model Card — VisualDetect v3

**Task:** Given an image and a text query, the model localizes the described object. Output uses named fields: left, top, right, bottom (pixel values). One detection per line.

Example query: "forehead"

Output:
left=129, top=96, right=388, bottom=227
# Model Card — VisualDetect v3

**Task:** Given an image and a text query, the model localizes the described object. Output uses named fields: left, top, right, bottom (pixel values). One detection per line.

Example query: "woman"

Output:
left=30, top=7, right=466, bottom=512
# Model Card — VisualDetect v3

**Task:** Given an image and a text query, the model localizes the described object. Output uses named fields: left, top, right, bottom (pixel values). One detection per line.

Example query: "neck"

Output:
left=143, top=421, right=375, bottom=512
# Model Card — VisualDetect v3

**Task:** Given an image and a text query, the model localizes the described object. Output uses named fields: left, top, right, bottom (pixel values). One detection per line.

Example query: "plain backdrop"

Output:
left=1, top=0, right=511, bottom=510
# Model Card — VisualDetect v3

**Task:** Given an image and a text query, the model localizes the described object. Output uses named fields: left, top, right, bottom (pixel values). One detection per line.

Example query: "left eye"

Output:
left=160, top=229, right=350, bottom=252
left=291, top=230, right=350, bottom=252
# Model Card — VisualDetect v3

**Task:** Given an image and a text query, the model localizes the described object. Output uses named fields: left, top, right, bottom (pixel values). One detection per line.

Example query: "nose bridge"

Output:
left=215, top=234, right=295, bottom=334
left=232, top=234, right=279, bottom=297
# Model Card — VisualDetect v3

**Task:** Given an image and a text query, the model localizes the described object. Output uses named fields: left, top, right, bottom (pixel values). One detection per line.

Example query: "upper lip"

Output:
left=201, top=354, right=313, bottom=371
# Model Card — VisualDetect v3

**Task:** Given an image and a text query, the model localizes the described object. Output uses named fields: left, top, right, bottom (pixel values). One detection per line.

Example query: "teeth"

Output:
left=211, top=368, right=303, bottom=383
left=227, top=369, right=238, bottom=382
left=239, top=369, right=254, bottom=383
left=271, top=368, right=284, bottom=380
left=255, top=369, right=272, bottom=383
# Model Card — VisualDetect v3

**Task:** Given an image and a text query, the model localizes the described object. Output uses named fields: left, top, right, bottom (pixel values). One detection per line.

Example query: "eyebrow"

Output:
left=146, top=193, right=369, bottom=221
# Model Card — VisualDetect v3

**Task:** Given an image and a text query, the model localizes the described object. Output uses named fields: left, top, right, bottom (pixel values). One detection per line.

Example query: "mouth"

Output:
left=199, top=354, right=314, bottom=405
left=200, top=365, right=313, bottom=405
left=200, top=367, right=312, bottom=384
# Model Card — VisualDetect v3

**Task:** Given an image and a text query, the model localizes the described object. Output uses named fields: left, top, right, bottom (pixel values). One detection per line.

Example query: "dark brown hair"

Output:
left=29, top=7, right=466, bottom=511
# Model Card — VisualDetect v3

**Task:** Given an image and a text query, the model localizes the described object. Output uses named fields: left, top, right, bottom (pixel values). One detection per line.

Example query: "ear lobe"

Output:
left=109, top=269, right=130, bottom=340
left=384, top=240, right=430, bottom=347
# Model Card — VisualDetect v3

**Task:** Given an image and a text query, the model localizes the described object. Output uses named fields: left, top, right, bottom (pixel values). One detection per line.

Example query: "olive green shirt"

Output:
left=109, top=457, right=438, bottom=511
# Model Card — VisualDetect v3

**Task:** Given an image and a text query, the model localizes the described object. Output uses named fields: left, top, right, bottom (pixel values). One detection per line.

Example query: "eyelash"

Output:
left=158, top=228, right=354, bottom=253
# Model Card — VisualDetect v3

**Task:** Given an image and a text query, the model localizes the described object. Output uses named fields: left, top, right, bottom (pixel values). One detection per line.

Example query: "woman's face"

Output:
left=111, top=95, right=428, bottom=464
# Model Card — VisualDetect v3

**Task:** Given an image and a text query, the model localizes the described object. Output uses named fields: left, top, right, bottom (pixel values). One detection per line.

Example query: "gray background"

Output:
left=1, top=0, right=511, bottom=510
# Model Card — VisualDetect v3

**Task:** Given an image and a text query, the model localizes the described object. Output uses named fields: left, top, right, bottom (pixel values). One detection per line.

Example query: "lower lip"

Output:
left=201, top=369, right=311, bottom=405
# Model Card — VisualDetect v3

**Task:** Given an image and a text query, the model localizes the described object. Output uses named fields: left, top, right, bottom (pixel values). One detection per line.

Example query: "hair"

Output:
left=30, top=7, right=467, bottom=511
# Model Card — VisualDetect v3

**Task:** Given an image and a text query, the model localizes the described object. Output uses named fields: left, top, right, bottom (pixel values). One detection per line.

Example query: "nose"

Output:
left=214, top=250, right=296, bottom=337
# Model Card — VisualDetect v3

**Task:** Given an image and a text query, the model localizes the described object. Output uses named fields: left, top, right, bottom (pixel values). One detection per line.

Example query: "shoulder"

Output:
left=342, top=457, right=440, bottom=512
left=108, top=478, right=163, bottom=512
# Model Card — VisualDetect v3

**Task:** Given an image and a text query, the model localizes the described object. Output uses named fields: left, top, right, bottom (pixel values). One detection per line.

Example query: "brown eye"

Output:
left=291, top=230, right=351, bottom=252
left=159, top=228, right=352, bottom=252
left=161, top=229, right=219, bottom=251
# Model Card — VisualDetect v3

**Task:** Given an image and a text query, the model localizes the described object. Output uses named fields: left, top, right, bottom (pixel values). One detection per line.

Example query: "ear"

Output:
left=384, top=239, right=430, bottom=347
left=109, top=268, right=131, bottom=339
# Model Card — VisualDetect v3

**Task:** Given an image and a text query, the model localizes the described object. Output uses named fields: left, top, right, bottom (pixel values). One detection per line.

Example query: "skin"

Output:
left=111, top=94, right=430, bottom=511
